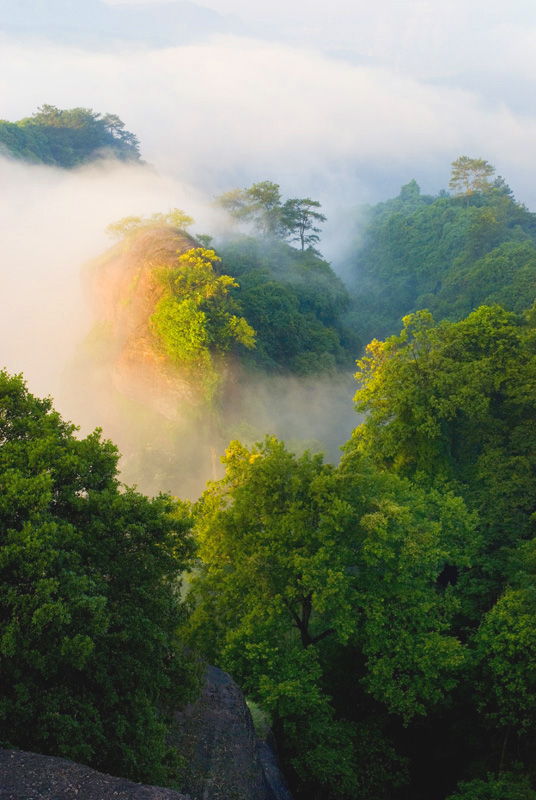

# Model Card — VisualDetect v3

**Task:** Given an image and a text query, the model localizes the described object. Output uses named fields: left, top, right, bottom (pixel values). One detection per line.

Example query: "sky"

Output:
left=2, top=0, right=536, bottom=205
left=1, top=0, right=536, bottom=439
left=101, top=0, right=536, bottom=82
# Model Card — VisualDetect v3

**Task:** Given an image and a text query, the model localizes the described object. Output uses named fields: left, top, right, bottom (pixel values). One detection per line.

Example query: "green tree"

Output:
left=476, top=584, right=536, bottom=734
left=344, top=169, right=536, bottom=345
left=216, top=181, right=283, bottom=237
left=151, top=248, right=255, bottom=399
left=105, top=208, right=194, bottom=240
left=338, top=449, right=475, bottom=721
left=244, top=181, right=284, bottom=236
left=449, top=156, right=496, bottom=200
left=0, top=106, right=141, bottom=167
left=351, top=304, right=536, bottom=623
left=215, top=182, right=328, bottom=249
left=0, top=371, right=200, bottom=785
left=216, top=236, right=352, bottom=374
left=185, top=437, right=360, bottom=798
left=446, top=773, right=536, bottom=800
left=281, top=197, right=327, bottom=251
left=471, top=537, right=536, bottom=777
left=184, top=437, right=475, bottom=797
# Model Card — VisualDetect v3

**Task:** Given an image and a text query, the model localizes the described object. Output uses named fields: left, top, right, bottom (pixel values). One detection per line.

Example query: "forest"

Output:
left=2, top=153, right=536, bottom=800
left=0, top=105, right=141, bottom=167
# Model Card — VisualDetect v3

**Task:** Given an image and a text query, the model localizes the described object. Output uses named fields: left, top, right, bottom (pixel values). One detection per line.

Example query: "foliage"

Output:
left=151, top=248, right=255, bottom=399
left=218, top=236, right=354, bottom=374
left=449, top=156, right=496, bottom=199
left=184, top=437, right=476, bottom=797
left=281, top=197, right=327, bottom=251
left=339, top=449, right=476, bottom=720
left=0, top=105, right=140, bottom=167
left=105, top=209, right=195, bottom=240
left=446, top=773, right=536, bottom=800
left=0, top=371, right=200, bottom=785
left=351, top=303, right=536, bottom=617
left=246, top=699, right=272, bottom=740
left=215, top=181, right=327, bottom=251
left=351, top=306, right=536, bottom=558
left=341, top=304, right=536, bottom=795
left=475, top=584, right=536, bottom=733
left=345, top=172, right=536, bottom=342
left=184, top=437, right=361, bottom=797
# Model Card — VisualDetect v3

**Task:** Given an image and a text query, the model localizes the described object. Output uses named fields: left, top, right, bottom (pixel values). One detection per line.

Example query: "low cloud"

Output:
left=0, top=156, right=213, bottom=404
left=2, top=26, right=536, bottom=492
left=2, top=34, right=536, bottom=210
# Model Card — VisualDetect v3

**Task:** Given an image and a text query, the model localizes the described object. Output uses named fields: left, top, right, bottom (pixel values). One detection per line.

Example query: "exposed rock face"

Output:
left=0, top=670, right=293, bottom=800
left=82, top=227, right=204, bottom=421
left=0, top=749, right=192, bottom=800
left=173, top=666, right=292, bottom=800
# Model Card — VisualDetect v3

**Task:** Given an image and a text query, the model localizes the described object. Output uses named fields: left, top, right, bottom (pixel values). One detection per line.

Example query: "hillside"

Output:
left=6, top=160, right=536, bottom=800
left=0, top=106, right=141, bottom=167
left=68, top=217, right=358, bottom=497
left=82, top=226, right=206, bottom=420
left=345, top=166, right=536, bottom=344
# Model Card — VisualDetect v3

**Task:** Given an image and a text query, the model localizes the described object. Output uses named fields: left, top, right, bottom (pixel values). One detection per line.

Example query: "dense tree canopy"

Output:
left=340, top=305, right=536, bottom=795
left=184, top=437, right=476, bottom=798
left=151, top=248, right=255, bottom=399
left=345, top=167, right=536, bottom=344
left=351, top=306, right=536, bottom=551
left=219, top=236, right=354, bottom=374
left=0, top=371, right=200, bottom=785
left=183, top=297, right=536, bottom=799
left=0, top=105, right=141, bottom=167
left=7, top=158, right=536, bottom=800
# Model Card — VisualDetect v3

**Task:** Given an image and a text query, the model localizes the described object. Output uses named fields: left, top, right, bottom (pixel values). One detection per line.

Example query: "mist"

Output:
left=3, top=34, right=536, bottom=209
left=3, top=13, right=536, bottom=495
left=0, top=156, right=212, bottom=402
left=0, top=151, right=359, bottom=498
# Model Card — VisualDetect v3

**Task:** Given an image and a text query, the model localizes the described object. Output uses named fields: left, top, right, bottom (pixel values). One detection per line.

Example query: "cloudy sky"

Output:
left=1, top=0, right=535, bottom=405
left=2, top=0, right=536, bottom=204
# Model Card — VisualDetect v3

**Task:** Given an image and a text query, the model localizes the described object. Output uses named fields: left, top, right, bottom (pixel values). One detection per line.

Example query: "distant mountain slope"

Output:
left=345, top=174, right=536, bottom=343
left=0, top=105, right=141, bottom=167
left=0, top=0, right=247, bottom=46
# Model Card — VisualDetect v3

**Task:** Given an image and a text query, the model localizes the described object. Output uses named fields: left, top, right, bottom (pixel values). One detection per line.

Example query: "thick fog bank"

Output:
left=3, top=35, right=536, bottom=210
left=0, top=155, right=362, bottom=498
left=0, top=156, right=211, bottom=404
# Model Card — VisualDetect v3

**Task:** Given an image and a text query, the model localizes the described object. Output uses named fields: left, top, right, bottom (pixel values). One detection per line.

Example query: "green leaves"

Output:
left=0, top=106, right=141, bottom=168
left=447, top=773, right=536, bottom=800
left=105, top=208, right=194, bottom=240
left=475, top=586, right=536, bottom=732
left=215, top=181, right=327, bottom=251
left=151, top=247, right=255, bottom=400
left=0, top=371, right=200, bottom=784
left=347, top=172, right=536, bottom=343
left=184, top=434, right=478, bottom=795
left=449, top=156, right=496, bottom=199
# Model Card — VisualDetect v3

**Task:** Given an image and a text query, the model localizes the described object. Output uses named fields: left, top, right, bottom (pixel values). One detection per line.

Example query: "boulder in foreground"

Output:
left=0, top=749, right=192, bottom=800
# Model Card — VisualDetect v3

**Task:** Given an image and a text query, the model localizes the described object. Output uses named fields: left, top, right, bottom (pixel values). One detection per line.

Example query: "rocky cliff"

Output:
left=81, top=226, right=205, bottom=421
left=0, top=749, right=192, bottom=800
left=0, top=667, right=292, bottom=800
left=172, top=666, right=292, bottom=800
